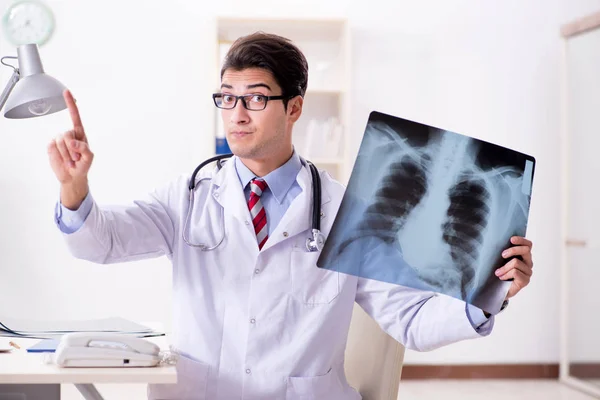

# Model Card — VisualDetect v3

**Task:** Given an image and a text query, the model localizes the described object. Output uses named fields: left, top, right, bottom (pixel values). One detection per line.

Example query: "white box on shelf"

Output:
left=305, top=117, right=344, bottom=161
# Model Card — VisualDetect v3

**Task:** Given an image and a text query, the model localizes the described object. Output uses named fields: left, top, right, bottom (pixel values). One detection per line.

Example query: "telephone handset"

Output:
left=55, top=332, right=161, bottom=367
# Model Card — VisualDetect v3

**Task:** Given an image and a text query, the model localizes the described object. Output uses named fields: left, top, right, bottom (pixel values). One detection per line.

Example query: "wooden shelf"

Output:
left=308, top=158, right=345, bottom=166
left=305, top=88, right=345, bottom=95
left=216, top=17, right=346, bottom=42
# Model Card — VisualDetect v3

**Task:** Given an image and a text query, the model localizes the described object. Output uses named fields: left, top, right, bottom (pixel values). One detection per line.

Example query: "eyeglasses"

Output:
left=212, top=93, right=289, bottom=111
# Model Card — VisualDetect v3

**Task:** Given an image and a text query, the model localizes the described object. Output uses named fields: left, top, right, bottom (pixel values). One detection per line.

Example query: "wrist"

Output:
left=60, top=180, right=89, bottom=210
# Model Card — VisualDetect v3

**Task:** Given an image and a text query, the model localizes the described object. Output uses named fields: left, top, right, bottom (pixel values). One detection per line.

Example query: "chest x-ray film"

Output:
left=317, top=111, right=535, bottom=315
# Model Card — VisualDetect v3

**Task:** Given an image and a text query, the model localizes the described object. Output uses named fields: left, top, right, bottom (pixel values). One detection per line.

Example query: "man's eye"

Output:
left=223, top=95, right=235, bottom=103
left=250, top=95, right=266, bottom=103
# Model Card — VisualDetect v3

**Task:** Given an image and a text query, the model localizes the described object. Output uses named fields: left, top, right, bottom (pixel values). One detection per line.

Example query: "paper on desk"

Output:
left=0, top=316, right=161, bottom=339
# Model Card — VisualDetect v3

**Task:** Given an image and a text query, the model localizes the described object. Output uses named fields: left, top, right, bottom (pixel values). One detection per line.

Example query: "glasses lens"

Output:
left=244, top=95, right=267, bottom=111
left=214, top=94, right=237, bottom=109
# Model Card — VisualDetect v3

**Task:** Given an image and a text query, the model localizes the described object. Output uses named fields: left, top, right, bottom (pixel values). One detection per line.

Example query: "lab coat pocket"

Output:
left=147, top=352, right=210, bottom=400
left=286, top=368, right=338, bottom=399
left=290, top=248, right=340, bottom=305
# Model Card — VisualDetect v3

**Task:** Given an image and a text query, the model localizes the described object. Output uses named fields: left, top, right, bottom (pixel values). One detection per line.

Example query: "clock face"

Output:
left=2, top=0, right=55, bottom=46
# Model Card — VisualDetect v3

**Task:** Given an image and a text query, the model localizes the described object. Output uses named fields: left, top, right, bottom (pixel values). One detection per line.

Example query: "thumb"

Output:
left=68, top=139, right=94, bottom=164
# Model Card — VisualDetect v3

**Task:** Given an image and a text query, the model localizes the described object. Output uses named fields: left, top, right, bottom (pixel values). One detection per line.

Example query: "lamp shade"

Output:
left=3, top=44, right=67, bottom=119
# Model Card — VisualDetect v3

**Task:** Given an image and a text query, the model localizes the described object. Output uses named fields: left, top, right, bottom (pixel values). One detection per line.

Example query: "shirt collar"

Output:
left=235, top=150, right=302, bottom=204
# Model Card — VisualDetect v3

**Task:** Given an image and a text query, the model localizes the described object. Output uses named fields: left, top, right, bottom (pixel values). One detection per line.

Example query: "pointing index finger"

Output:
left=64, top=89, right=83, bottom=131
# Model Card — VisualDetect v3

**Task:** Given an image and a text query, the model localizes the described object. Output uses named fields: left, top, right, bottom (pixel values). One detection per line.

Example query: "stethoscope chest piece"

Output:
left=306, top=229, right=325, bottom=252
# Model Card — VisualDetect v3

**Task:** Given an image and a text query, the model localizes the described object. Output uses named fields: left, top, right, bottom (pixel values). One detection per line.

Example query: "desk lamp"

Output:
left=0, top=43, right=67, bottom=119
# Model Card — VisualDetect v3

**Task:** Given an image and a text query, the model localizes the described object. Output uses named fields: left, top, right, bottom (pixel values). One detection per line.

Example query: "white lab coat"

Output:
left=61, top=157, right=491, bottom=400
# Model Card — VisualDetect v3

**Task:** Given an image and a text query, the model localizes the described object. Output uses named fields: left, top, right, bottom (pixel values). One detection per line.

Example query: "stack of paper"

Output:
left=0, top=315, right=162, bottom=339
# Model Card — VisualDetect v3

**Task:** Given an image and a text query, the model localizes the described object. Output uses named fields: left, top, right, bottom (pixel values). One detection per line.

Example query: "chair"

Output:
left=345, top=303, right=405, bottom=400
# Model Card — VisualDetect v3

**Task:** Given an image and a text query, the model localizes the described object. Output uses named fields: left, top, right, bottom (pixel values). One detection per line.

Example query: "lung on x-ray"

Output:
left=317, top=111, right=535, bottom=315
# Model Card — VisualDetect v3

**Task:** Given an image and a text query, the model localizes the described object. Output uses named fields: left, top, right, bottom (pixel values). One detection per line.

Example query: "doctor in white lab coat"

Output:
left=48, top=32, right=534, bottom=400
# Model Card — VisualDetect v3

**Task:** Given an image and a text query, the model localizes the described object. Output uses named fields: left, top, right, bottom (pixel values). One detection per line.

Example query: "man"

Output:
left=48, top=32, right=533, bottom=399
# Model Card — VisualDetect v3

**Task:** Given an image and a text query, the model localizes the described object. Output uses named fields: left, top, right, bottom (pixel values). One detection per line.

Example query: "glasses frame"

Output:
left=212, top=93, right=291, bottom=111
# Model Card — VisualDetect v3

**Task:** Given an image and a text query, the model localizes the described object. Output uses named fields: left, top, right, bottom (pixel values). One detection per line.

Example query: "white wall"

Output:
left=0, top=0, right=598, bottom=365
left=564, top=26, right=600, bottom=363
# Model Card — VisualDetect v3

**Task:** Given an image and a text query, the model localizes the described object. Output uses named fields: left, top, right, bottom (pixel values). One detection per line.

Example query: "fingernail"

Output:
left=495, top=269, right=501, bottom=276
left=502, top=251, right=508, bottom=258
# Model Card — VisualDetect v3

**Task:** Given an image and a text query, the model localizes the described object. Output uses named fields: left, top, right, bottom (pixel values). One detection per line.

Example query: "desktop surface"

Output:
left=0, top=337, right=176, bottom=385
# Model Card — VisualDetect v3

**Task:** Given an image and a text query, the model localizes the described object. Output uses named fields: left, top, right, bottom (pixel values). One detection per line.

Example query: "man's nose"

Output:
left=230, top=98, right=250, bottom=124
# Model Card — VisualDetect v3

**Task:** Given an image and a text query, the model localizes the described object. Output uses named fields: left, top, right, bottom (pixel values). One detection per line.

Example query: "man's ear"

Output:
left=287, top=95, right=303, bottom=123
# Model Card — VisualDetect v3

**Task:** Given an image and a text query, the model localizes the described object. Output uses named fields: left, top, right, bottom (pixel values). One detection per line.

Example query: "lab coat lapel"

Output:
left=211, top=157, right=253, bottom=227
left=260, top=162, right=331, bottom=252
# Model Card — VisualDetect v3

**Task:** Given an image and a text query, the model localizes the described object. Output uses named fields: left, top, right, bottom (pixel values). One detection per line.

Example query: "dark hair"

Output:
left=220, top=32, right=309, bottom=109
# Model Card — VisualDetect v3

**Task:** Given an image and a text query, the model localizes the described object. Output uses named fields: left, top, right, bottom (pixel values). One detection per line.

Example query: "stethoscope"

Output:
left=182, top=153, right=325, bottom=252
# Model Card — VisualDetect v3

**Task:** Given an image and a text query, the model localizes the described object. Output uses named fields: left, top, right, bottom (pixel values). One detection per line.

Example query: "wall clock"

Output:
left=2, top=0, right=55, bottom=47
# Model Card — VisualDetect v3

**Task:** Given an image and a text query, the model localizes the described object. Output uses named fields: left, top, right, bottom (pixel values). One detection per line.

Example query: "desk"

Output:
left=0, top=337, right=177, bottom=400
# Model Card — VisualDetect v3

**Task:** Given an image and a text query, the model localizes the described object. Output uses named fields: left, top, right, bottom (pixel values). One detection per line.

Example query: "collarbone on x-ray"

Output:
left=338, top=119, right=530, bottom=303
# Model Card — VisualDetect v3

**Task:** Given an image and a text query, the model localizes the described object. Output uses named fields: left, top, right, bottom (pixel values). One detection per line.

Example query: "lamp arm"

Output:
left=0, top=68, right=21, bottom=116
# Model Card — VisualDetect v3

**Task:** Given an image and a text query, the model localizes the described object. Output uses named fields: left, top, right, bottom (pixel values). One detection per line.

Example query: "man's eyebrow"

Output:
left=246, top=83, right=272, bottom=91
left=219, top=83, right=272, bottom=91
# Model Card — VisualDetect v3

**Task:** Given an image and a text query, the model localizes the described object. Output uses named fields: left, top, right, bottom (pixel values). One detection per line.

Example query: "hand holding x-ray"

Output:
left=496, top=235, right=534, bottom=300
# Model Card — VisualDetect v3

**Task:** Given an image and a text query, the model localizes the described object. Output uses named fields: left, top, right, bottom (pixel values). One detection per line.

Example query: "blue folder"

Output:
left=26, top=338, right=59, bottom=353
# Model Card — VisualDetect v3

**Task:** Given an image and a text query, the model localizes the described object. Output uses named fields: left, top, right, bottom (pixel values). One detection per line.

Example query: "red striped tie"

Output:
left=248, top=178, right=268, bottom=250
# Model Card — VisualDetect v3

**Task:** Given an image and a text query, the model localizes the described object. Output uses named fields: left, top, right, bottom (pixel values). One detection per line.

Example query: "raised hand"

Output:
left=47, top=89, right=94, bottom=209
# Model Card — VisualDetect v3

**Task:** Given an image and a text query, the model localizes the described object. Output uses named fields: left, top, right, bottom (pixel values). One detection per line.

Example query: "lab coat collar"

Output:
left=210, top=156, right=250, bottom=227
left=211, top=156, right=234, bottom=188
left=260, top=158, right=331, bottom=252
left=210, top=155, right=332, bottom=252
left=299, top=156, right=332, bottom=209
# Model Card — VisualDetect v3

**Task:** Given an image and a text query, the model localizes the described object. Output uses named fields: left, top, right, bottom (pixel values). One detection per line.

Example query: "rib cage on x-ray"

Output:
left=357, top=156, right=430, bottom=244
left=442, top=173, right=491, bottom=299
left=336, top=120, right=529, bottom=303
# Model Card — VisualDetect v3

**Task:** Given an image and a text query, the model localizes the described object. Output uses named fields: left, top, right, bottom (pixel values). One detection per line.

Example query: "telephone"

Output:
left=55, top=332, right=161, bottom=368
